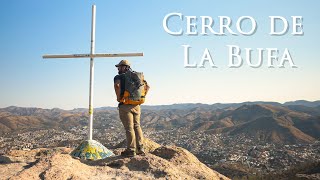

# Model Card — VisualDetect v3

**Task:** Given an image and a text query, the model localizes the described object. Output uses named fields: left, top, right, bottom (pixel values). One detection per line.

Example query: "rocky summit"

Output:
left=0, top=139, right=229, bottom=180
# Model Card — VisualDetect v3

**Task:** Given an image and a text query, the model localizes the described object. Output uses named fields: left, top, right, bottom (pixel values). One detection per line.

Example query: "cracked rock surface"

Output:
left=0, top=139, right=230, bottom=180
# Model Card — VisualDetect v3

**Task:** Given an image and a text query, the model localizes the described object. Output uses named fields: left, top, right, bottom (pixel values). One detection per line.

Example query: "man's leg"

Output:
left=132, top=105, right=144, bottom=153
left=119, top=105, right=136, bottom=152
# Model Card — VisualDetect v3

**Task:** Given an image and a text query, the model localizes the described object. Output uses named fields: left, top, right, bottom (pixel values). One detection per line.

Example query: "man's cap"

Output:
left=115, top=60, right=130, bottom=67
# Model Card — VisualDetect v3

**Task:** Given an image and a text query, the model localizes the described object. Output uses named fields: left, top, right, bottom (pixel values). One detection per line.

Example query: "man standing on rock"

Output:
left=114, top=59, right=150, bottom=157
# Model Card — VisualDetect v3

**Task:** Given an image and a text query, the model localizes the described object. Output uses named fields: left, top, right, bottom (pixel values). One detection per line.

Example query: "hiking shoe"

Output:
left=120, top=149, right=136, bottom=157
left=136, top=147, right=145, bottom=155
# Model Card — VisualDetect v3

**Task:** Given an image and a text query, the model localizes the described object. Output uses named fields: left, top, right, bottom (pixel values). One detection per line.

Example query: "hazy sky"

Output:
left=0, top=1, right=319, bottom=109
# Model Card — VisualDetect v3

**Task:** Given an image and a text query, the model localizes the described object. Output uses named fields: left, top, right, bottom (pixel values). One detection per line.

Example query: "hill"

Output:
left=200, top=104, right=319, bottom=144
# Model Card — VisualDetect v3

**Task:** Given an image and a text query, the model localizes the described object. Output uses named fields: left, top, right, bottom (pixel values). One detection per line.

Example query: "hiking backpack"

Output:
left=120, top=71, right=148, bottom=105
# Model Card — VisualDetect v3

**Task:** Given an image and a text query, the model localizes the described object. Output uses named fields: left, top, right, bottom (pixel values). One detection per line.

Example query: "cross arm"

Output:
left=42, top=52, right=143, bottom=59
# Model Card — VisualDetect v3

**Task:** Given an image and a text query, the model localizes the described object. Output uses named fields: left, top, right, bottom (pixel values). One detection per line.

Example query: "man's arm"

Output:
left=114, top=80, right=121, bottom=102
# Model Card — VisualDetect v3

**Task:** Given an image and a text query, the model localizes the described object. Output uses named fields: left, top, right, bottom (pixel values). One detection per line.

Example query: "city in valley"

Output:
left=0, top=100, right=319, bottom=179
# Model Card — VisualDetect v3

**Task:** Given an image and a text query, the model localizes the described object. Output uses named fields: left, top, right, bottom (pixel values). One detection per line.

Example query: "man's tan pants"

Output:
left=119, top=104, right=144, bottom=151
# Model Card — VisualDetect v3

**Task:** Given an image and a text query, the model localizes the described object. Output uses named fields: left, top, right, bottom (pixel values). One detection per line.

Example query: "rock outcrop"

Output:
left=0, top=139, right=229, bottom=180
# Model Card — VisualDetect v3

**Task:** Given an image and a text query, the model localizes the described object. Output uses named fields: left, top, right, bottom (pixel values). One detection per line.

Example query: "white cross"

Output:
left=43, top=5, right=143, bottom=141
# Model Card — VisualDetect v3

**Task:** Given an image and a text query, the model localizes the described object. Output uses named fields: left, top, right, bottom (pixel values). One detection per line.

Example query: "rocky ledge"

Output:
left=0, top=139, right=229, bottom=180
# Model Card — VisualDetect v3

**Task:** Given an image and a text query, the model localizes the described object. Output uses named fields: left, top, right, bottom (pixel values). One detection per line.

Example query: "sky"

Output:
left=0, top=1, right=319, bottom=109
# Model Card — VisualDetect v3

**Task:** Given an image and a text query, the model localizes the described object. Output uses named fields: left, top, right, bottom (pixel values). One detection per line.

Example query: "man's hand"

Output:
left=144, top=80, right=150, bottom=95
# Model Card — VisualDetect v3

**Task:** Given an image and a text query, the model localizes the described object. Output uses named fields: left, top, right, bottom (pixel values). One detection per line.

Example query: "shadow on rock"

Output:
left=0, top=155, right=13, bottom=164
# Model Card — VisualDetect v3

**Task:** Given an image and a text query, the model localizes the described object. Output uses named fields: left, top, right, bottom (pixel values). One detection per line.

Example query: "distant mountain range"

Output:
left=1, top=100, right=319, bottom=144
left=283, top=100, right=320, bottom=107
left=140, top=100, right=320, bottom=110
left=64, top=100, right=320, bottom=111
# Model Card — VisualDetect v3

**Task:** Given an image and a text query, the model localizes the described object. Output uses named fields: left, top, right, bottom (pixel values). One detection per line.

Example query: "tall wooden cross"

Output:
left=43, top=5, right=143, bottom=141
